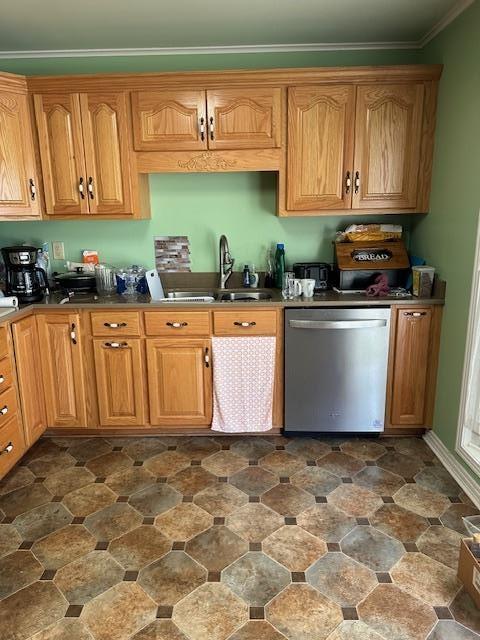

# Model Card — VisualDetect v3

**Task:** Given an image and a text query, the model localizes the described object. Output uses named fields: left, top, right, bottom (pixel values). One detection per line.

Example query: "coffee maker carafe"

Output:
left=2, top=246, right=48, bottom=303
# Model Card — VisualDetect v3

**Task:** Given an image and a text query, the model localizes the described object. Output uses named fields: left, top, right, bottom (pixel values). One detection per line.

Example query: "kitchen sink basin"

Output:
left=218, top=291, right=273, bottom=302
left=166, top=291, right=214, bottom=299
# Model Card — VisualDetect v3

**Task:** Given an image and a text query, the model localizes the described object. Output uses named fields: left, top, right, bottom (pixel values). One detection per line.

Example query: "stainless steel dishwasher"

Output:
left=285, top=307, right=391, bottom=433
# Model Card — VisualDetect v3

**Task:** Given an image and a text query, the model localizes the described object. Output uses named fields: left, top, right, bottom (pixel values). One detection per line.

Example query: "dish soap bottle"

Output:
left=250, top=263, right=259, bottom=288
left=242, top=264, right=251, bottom=288
left=274, top=243, right=286, bottom=289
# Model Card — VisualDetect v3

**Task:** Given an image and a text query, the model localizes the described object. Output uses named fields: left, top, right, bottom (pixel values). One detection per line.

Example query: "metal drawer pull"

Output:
left=345, top=171, right=351, bottom=194
left=29, top=178, right=37, bottom=201
left=289, top=319, right=387, bottom=330
left=209, top=116, right=214, bottom=140
left=0, top=406, right=8, bottom=415
left=104, top=342, right=128, bottom=348
left=205, top=347, right=210, bottom=368
left=404, top=311, right=427, bottom=317
left=79, top=177, right=85, bottom=199
left=104, top=322, right=127, bottom=328
left=354, top=171, right=360, bottom=194
left=234, top=321, right=257, bottom=327
left=166, top=322, right=188, bottom=328
left=88, top=177, right=95, bottom=199
left=0, top=376, right=4, bottom=384
left=0, top=442, right=13, bottom=456
left=199, top=117, right=205, bottom=141
left=71, top=322, right=77, bottom=345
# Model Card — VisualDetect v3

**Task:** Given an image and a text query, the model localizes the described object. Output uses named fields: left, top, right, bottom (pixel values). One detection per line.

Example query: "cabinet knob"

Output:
left=166, top=322, right=188, bottom=328
left=104, top=341, right=128, bottom=349
left=0, top=376, right=4, bottom=384
left=104, top=322, right=127, bottom=328
left=0, top=442, right=13, bottom=456
left=234, top=321, right=257, bottom=327
left=29, top=178, right=37, bottom=201
left=0, top=406, right=8, bottom=416
left=79, top=177, right=85, bottom=199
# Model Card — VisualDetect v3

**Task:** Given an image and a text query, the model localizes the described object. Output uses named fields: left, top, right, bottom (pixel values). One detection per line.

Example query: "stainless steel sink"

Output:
left=218, top=291, right=273, bottom=302
left=166, top=291, right=214, bottom=299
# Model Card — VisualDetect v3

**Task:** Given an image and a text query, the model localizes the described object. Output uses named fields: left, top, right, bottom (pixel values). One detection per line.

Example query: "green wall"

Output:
left=411, top=1, right=480, bottom=469
left=0, top=49, right=418, bottom=271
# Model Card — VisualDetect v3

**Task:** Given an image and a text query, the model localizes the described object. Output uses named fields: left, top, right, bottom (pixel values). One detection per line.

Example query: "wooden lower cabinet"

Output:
left=146, top=338, right=212, bottom=426
left=387, top=306, right=441, bottom=429
left=11, top=316, right=47, bottom=445
left=93, top=338, right=146, bottom=427
left=36, top=313, right=87, bottom=428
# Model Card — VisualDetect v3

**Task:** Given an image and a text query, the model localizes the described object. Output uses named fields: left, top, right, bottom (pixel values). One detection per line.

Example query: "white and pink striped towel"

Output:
left=211, top=336, right=276, bottom=433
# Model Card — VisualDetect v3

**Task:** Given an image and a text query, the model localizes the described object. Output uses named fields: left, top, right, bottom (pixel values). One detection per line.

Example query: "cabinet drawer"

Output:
left=213, top=311, right=277, bottom=336
left=0, top=357, right=13, bottom=394
left=91, top=312, right=141, bottom=336
left=0, top=386, right=18, bottom=430
left=0, top=326, right=8, bottom=359
left=145, top=312, right=210, bottom=336
left=0, top=414, right=26, bottom=479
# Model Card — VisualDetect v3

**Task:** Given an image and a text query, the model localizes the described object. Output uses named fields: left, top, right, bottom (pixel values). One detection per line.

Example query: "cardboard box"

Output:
left=458, top=538, right=480, bottom=608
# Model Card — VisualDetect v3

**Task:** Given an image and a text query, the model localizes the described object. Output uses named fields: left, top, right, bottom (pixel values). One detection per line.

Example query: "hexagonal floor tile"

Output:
left=358, top=584, right=437, bottom=640
left=370, top=504, right=429, bottom=542
left=297, top=504, right=355, bottom=542
left=394, top=485, right=450, bottom=518
left=227, top=503, right=284, bottom=542
left=44, top=467, right=94, bottom=496
left=263, top=525, right=327, bottom=571
left=0, top=524, right=21, bottom=558
left=54, top=550, right=124, bottom=604
left=14, top=502, right=72, bottom=541
left=84, top=503, right=143, bottom=540
left=0, top=550, right=43, bottom=598
left=417, top=525, right=463, bottom=570
left=377, top=452, right=424, bottom=478
left=291, top=467, right=341, bottom=496
left=260, top=451, right=304, bottom=477
left=128, top=484, right=182, bottom=517
left=267, top=583, right=343, bottom=640
left=67, top=438, right=112, bottom=461
left=262, top=484, right=315, bottom=517
left=326, top=620, right=385, bottom=640
left=441, top=503, right=480, bottom=535
left=391, top=552, right=461, bottom=606
left=194, top=483, right=248, bottom=516
left=186, top=525, right=248, bottom=571
left=316, top=452, right=365, bottom=477
left=0, top=483, right=52, bottom=518
left=202, top=451, right=248, bottom=476
left=223, top=552, right=290, bottom=606
left=391, top=437, right=436, bottom=462
left=122, top=437, right=167, bottom=461
left=230, top=438, right=274, bottom=460
left=23, top=439, right=63, bottom=463
left=32, top=524, right=96, bottom=569
left=449, top=589, right=480, bottom=635
left=109, top=525, right=171, bottom=570
left=340, top=439, right=387, bottom=461
left=138, top=551, right=206, bottom=605
left=144, top=450, right=191, bottom=477
left=229, top=621, right=287, bottom=640
left=341, top=526, right=405, bottom=572
left=0, top=465, right=35, bottom=496
left=155, top=502, right=213, bottom=540
left=105, top=467, right=156, bottom=495
left=168, top=467, right=217, bottom=495
left=427, top=620, right=480, bottom=640
left=62, top=483, right=117, bottom=517
left=414, top=466, right=462, bottom=497
left=229, top=467, right=278, bottom=496
left=177, top=437, right=221, bottom=460
left=29, top=618, right=94, bottom=640
left=285, top=438, right=330, bottom=460
left=328, top=485, right=383, bottom=517
left=173, top=583, right=248, bottom=640
left=85, top=452, right=133, bottom=477
left=131, top=620, right=189, bottom=640
left=82, top=582, right=157, bottom=640
left=353, top=466, right=404, bottom=496
left=28, top=451, right=76, bottom=477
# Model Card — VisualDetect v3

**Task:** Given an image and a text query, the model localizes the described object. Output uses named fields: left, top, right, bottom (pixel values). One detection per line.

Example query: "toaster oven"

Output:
left=292, top=262, right=331, bottom=291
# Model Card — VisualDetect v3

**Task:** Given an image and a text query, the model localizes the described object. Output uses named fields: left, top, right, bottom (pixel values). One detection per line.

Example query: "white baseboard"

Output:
left=424, top=431, right=480, bottom=509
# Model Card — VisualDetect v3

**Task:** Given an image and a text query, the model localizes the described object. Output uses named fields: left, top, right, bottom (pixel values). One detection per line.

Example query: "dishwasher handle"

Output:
left=289, top=318, right=388, bottom=330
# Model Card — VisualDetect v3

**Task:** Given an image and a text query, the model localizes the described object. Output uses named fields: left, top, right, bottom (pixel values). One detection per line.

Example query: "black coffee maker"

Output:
left=2, top=246, right=48, bottom=303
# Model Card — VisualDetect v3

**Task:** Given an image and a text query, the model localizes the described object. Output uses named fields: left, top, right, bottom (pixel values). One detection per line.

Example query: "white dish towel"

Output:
left=211, top=336, right=276, bottom=433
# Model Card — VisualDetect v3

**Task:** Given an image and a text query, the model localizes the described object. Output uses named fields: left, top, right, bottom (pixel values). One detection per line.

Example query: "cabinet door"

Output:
left=12, top=316, right=47, bottom=445
left=131, top=90, right=207, bottom=151
left=80, top=92, right=133, bottom=215
left=353, top=84, right=424, bottom=210
left=287, top=85, right=355, bottom=210
left=33, top=93, right=89, bottom=215
left=146, top=338, right=212, bottom=426
left=36, top=313, right=86, bottom=428
left=389, top=307, right=434, bottom=426
left=0, top=90, right=40, bottom=217
left=207, top=87, right=281, bottom=150
left=93, top=338, right=146, bottom=427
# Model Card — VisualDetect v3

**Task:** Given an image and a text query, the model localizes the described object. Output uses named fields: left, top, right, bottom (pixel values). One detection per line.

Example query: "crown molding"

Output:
left=419, top=0, right=475, bottom=47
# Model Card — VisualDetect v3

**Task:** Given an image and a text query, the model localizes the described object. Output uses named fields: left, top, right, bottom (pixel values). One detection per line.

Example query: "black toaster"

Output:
left=293, top=262, right=331, bottom=291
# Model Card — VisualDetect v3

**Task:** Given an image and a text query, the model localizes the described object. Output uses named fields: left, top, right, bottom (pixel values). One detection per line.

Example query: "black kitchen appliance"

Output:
left=293, top=262, right=331, bottom=291
left=53, top=267, right=96, bottom=294
left=1, top=246, right=48, bottom=303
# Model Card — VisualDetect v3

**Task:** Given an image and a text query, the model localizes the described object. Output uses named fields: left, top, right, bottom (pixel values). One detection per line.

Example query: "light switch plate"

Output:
left=52, top=241, right=65, bottom=260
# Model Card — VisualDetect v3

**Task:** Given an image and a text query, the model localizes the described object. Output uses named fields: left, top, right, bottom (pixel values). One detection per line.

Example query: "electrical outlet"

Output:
left=52, top=241, right=65, bottom=260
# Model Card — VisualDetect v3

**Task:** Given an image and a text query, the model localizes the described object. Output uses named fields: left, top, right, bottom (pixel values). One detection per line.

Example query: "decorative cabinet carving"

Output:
left=132, top=87, right=281, bottom=151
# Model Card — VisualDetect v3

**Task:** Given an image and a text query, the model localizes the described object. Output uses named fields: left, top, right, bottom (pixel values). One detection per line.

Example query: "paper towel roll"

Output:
left=0, top=296, right=18, bottom=308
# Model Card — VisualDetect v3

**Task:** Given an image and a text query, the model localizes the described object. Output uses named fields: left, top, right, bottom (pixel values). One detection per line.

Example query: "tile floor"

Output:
left=0, top=434, right=479, bottom=640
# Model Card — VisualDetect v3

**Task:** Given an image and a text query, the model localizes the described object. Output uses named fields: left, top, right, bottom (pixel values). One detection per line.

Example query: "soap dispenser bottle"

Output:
left=242, top=265, right=251, bottom=288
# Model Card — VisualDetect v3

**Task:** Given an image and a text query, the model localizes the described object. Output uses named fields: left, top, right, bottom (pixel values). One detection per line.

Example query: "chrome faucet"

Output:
left=219, top=234, right=234, bottom=289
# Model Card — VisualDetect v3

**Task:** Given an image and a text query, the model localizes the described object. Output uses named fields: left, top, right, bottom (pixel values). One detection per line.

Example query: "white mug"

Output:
left=292, top=279, right=303, bottom=297
left=300, top=278, right=315, bottom=297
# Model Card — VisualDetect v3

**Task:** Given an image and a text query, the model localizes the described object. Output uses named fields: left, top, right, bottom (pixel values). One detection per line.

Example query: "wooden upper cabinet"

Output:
left=146, top=338, right=212, bottom=426
left=33, top=93, right=88, bottom=215
left=287, top=85, right=355, bottom=210
left=132, top=90, right=207, bottom=151
left=36, top=313, right=86, bottom=428
left=80, top=92, right=132, bottom=215
left=0, top=77, right=40, bottom=219
left=353, top=84, right=425, bottom=210
left=207, top=87, right=281, bottom=150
